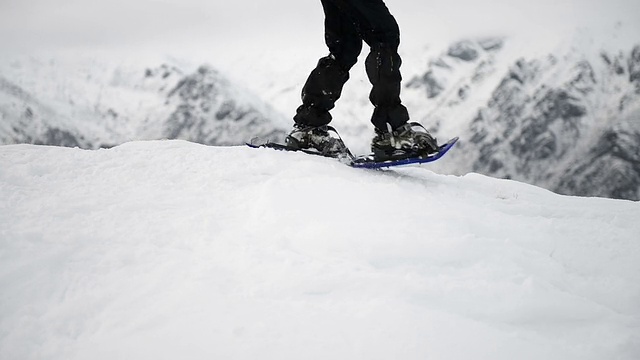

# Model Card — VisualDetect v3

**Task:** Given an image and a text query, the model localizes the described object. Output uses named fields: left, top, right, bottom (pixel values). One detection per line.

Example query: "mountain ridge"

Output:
left=401, top=36, right=640, bottom=200
left=0, top=57, right=288, bottom=149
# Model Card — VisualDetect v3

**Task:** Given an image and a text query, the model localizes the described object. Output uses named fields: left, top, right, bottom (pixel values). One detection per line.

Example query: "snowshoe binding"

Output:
left=285, top=124, right=351, bottom=159
left=371, top=122, right=439, bottom=161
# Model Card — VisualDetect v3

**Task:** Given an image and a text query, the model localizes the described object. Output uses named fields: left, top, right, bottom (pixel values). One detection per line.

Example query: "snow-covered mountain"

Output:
left=0, top=56, right=288, bottom=149
left=406, top=37, right=640, bottom=200
left=1, top=141, right=639, bottom=359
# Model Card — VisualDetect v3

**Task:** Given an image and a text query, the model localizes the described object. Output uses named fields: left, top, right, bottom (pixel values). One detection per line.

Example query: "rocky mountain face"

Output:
left=163, top=66, right=285, bottom=146
left=407, top=39, right=640, bottom=201
left=0, top=74, right=91, bottom=148
left=0, top=58, right=287, bottom=150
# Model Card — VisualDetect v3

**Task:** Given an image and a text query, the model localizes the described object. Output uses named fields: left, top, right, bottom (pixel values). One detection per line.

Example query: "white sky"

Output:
left=2, top=0, right=638, bottom=49
left=0, top=0, right=638, bottom=77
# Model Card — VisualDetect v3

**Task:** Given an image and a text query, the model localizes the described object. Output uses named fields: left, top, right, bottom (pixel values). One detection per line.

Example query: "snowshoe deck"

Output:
left=247, top=137, right=458, bottom=169
left=351, top=137, right=458, bottom=169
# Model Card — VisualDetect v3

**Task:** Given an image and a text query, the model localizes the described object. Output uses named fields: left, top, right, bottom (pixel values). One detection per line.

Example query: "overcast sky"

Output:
left=1, top=0, right=638, bottom=66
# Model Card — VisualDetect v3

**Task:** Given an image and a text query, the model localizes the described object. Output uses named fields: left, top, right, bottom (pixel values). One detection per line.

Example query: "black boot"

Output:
left=371, top=122, right=438, bottom=160
left=285, top=124, right=349, bottom=157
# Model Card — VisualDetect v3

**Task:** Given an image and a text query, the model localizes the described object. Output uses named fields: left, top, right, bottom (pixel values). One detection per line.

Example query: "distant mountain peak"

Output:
left=0, top=57, right=287, bottom=149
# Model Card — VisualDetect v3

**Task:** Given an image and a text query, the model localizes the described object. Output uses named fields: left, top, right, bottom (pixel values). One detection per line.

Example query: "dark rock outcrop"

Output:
left=164, top=66, right=286, bottom=145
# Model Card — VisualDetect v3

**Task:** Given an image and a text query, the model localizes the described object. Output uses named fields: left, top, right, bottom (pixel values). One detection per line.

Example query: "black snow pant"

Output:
left=293, top=0, right=410, bottom=132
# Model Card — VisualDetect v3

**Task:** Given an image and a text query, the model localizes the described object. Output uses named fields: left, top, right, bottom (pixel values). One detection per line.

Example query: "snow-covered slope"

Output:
left=1, top=141, right=639, bottom=360
left=0, top=56, right=288, bottom=149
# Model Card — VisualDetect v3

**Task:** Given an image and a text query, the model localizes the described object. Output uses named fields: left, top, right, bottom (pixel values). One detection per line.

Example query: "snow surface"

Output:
left=1, top=141, right=639, bottom=359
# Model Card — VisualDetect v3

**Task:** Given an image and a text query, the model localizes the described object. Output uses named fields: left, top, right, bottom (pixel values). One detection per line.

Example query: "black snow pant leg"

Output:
left=294, top=0, right=409, bottom=131
left=294, top=0, right=363, bottom=127
left=348, top=0, right=409, bottom=131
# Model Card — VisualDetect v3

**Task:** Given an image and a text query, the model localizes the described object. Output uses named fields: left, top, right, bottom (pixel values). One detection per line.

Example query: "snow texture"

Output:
left=1, top=141, right=639, bottom=359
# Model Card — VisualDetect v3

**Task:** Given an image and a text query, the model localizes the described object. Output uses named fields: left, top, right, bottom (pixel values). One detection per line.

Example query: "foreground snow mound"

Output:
left=0, top=141, right=639, bottom=360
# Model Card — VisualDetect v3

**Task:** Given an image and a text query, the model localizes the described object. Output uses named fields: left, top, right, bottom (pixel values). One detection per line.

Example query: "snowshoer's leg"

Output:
left=293, top=0, right=363, bottom=128
left=337, top=0, right=410, bottom=131
left=287, top=0, right=361, bottom=155
left=339, top=0, right=438, bottom=158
